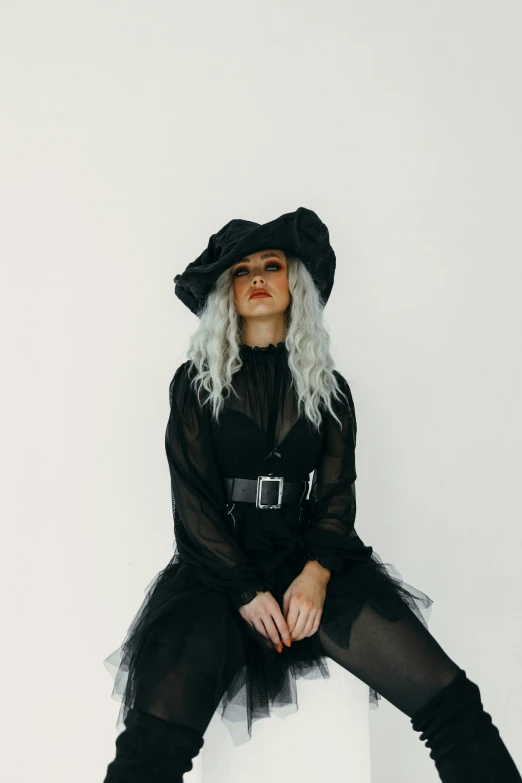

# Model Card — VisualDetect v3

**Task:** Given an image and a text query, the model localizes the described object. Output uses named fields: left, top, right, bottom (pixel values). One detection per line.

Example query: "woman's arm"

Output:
left=303, top=370, right=373, bottom=573
left=165, top=362, right=270, bottom=609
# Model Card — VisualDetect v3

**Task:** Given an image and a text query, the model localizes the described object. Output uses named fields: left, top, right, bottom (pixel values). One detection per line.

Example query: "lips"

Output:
left=249, top=291, right=271, bottom=299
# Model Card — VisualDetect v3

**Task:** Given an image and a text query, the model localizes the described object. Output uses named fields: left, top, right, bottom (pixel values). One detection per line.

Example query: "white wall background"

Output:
left=1, top=1, right=521, bottom=781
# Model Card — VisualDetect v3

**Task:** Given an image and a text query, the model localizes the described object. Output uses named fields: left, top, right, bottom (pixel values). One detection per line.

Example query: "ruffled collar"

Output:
left=239, top=341, right=287, bottom=355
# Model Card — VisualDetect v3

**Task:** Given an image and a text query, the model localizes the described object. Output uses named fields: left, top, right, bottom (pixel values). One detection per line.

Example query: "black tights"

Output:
left=134, top=599, right=461, bottom=735
left=318, top=601, right=461, bottom=717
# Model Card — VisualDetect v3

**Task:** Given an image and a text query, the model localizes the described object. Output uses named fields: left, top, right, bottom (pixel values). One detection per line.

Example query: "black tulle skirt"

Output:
left=103, top=502, right=433, bottom=746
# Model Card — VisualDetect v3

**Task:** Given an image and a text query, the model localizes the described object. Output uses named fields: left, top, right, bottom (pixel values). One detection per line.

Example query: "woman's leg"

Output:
left=317, top=601, right=521, bottom=781
left=103, top=596, right=247, bottom=782
left=133, top=626, right=244, bottom=735
left=318, top=600, right=460, bottom=716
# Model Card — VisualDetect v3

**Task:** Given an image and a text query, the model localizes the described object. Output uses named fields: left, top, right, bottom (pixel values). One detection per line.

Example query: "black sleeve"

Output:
left=304, top=371, right=373, bottom=573
left=165, top=362, right=270, bottom=609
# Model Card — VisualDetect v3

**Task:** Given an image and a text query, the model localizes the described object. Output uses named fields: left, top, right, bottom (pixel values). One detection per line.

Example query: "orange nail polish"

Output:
left=284, top=641, right=292, bottom=647
left=277, top=645, right=283, bottom=653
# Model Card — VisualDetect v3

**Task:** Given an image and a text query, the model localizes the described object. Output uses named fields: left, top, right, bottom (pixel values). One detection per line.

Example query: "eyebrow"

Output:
left=237, top=251, right=282, bottom=264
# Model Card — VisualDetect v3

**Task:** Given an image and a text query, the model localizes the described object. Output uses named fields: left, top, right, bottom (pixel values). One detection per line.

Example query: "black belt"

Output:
left=224, top=475, right=308, bottom=510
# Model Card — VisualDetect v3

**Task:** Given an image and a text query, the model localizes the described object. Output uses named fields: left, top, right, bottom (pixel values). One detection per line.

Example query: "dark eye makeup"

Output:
left=233, top=262, right=281, bottom=277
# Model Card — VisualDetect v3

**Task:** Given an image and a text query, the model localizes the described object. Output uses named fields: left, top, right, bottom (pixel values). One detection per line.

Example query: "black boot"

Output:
left=410, top=668, right=521, bottom=782
left=103, top=706, right=205, bottom=782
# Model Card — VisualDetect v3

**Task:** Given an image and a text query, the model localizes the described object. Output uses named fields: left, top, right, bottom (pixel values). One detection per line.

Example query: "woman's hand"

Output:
left=282, top=561, right=330, bottom=642
left=238, top=590, right=292, bottom=652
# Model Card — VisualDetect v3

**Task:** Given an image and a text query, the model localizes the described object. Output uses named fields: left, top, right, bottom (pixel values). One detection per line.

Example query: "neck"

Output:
left=240, top=319, right=286, bottom=349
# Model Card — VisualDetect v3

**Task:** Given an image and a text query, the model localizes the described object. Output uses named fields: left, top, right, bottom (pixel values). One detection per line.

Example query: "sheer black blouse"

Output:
left=165, top=341, right=372, bottom=611
left=105, top=339, right=433, bottom=744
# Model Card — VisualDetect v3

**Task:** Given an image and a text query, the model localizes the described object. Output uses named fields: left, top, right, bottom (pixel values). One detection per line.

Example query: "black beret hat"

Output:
left=173, top=206, right=336, bottom=318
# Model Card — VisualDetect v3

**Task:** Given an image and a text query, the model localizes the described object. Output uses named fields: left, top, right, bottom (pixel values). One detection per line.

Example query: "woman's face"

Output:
left=231, top=248, right=290, bottom=320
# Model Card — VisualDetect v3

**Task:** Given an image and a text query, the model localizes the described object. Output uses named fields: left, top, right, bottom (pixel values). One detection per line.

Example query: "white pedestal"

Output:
left=186, top=658, right=371, bottom=783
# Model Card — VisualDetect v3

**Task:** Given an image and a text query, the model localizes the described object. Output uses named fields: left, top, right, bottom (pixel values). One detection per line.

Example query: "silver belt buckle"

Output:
left=256, top=475, right=284, bottom=509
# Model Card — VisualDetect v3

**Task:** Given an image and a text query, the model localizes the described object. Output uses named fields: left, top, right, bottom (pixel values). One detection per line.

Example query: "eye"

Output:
left=233, top=263, right=281, bottom=277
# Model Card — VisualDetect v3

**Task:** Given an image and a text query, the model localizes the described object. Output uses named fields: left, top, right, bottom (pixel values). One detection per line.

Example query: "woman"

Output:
left=103, top=207, right=521, bottom=782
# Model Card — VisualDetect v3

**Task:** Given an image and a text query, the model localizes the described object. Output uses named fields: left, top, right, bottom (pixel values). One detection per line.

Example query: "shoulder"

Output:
left=169, top=359, right=188, bottom=388
left=168, top=360, right=193, bottom=403
left=168, top=361, right=207, bottom=409
left=329, top=370, right=357, bottom=434
left=170, top=360, right=191, bottom=384
left=332, top=369, right=354, bottom=406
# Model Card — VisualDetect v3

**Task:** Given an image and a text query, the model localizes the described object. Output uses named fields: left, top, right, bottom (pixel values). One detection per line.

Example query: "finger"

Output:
left=273, top=607, right=292, bottom=646
left=282, top=590, right=290, bottom=619
left=272, top=600, right=290, bottom=631
left=291, top=610, right=307, bottom=641
left=286, top=602, right=299, bottom=636
left=249, top=618, right=271, bottom=646
left=250, top=616, right=273, bottom=647
left=311, top=613, right=322, bottom=635
left=301, top=612, right=317, bottom=639
left=262, top=613, right=283, bottom=649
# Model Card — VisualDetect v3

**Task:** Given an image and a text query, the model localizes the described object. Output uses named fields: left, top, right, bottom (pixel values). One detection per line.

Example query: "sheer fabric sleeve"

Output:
left=165, top=362, right=270, bottom=609
left=304, top=371, right=373, bottom=573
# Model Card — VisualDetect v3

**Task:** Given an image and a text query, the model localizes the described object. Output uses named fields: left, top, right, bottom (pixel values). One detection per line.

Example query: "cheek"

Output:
left=232, top=276, right=244, bottom=296
left=274, top=276, right=290, bottom=298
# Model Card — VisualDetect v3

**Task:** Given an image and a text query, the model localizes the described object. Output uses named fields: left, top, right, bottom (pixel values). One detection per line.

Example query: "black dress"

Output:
left=103, top=341, right=433, bottom=746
